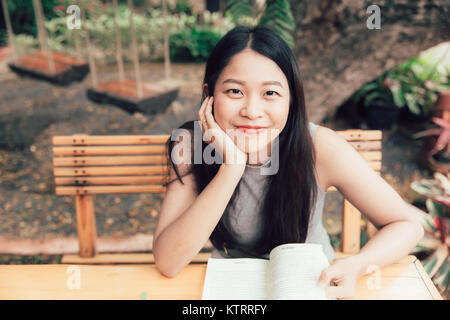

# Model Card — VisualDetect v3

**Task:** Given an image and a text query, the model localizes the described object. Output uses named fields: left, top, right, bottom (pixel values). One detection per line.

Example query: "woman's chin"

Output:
left=237, top=142, right=271, bottom=156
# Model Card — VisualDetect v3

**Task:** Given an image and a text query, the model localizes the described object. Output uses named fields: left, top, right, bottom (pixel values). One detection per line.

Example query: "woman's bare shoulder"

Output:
left=313, top=125, right=348, bottom=191
left=167, top=128, right=195, bottom=183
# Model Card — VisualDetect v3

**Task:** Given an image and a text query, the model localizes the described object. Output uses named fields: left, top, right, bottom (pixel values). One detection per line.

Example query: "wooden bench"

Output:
left=52, top=128, right=381, bottom=261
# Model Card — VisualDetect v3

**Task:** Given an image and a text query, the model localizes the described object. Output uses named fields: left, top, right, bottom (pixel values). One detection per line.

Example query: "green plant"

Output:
left=170, top=26, right=223, bottom=62
left=352, top=73, right=403, bottom=109
left=410, top=172, right=450, bottom=294
left=353, top=49, right=450, bottom=117
left=387, top=51, right=450, bottom=117
left=40, top=5, right=231, bottom=63
left=5, top=0, right=68, bottom=36
left=225, top=0, right=295, bottom=48
left=259, top=0, right=295, bottom=49
left=413, top=117, right=450, bottom=157
left=225, top=0, right=255, bottom=23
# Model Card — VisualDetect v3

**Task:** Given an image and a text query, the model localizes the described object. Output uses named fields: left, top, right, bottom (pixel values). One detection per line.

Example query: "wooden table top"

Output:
left=0, top=255, right=442, bottom=300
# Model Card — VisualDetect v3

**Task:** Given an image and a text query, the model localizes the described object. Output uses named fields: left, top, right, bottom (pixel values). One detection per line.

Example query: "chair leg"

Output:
left=341, top=199, right=361, bottom=254
left=75, top=195, right=97, bottom=257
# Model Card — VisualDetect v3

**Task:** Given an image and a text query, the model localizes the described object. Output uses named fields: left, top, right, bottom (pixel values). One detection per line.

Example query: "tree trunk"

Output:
left=291, top=0, right=450, bottom=123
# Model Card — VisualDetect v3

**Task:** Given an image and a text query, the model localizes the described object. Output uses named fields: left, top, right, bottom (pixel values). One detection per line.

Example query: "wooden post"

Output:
left=80, top=0, right=98, bottom=87
left=75, top=195, right=97, bottom=257
left=341, top=199, right=361, bottom=254
left=162, top=0, right=171, bottom=81
left=32, top=0, right=55, bottom=73
left=1, top=0, right=17, bottom=60
left=113, top=0, right=125, bottom=82
left=128, top=0, right=143, bottom=98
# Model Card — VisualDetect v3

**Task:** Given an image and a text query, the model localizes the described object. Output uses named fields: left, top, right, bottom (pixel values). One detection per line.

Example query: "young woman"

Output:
left=152, top=26, right=424, bottom=298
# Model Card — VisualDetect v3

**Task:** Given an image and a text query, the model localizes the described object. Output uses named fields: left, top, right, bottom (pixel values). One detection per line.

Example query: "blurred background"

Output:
left=0, top=0, right=449, bottom=298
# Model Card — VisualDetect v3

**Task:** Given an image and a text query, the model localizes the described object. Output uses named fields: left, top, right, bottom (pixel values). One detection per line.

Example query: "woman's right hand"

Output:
left=197, top=96, right=248, bottom=167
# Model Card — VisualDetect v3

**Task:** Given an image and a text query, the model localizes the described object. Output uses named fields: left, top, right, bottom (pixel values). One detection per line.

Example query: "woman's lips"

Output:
left=236, top=127, right=268, bottom=134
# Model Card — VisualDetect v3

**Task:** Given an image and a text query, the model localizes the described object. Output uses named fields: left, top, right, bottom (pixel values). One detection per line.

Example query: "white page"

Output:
left=267, top=243, right=331, bottom=299
left=201, top=258, right=268, bottom=300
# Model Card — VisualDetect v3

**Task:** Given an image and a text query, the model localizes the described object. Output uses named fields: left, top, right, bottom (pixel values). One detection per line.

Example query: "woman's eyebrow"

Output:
left=222, top=79, right=283, bottom=88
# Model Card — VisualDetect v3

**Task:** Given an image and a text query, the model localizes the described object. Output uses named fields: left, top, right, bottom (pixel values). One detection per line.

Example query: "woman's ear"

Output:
left=203, top=84, right=208, bottom=99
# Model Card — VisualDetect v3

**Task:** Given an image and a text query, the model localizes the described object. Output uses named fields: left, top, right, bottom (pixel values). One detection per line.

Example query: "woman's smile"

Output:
left=236, top=126, right=268, bottom=135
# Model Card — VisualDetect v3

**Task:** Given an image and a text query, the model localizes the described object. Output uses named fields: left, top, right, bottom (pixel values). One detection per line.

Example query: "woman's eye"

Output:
left=226, top=89, right=242, bottom=95
left=265, top=91, right=279, bottom=96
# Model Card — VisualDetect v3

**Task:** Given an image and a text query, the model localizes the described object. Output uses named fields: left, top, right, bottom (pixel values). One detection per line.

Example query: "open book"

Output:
left=201, top=243, right=333, bottom=300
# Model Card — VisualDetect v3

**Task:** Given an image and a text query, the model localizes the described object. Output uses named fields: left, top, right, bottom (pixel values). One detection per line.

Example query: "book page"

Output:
left=267, top=243, right=331, bottom=299
left=202, top=258, right=268, bottom=300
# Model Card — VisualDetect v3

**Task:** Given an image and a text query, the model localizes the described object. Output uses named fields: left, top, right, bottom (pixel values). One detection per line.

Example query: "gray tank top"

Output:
left=210, top=122, right=335, bottom=261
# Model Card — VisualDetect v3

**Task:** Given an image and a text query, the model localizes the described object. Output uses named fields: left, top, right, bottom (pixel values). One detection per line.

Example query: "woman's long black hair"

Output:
left=164, top=25, right=319, bottom=256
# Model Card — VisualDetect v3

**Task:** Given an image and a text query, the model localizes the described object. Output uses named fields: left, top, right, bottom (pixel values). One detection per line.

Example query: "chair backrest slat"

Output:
left=53, top=145, right=167, bottom=156
left=53, top=155, right=168, bottom=166
left=53, top=165, right=168, bottom=177
left=55, top=176, right=167, bottom=186
left=56, top=185, right=166, bottom=196
left=52, top=135, right=170, bottom=145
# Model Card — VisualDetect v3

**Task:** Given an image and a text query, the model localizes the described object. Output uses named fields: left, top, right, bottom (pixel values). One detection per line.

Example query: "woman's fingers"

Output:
left=197, top=96, right=210, bottom=135
left=318, top=267, right=337, bottom=288
left=204, top=96, right=215, bottom=128
left=325, top=285, right=356, bottom=299
left=318, top=265, right=357, bottom=299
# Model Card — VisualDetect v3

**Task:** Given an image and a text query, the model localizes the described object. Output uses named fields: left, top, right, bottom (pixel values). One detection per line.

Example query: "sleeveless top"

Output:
left=210, top=122, right=335, bottom=261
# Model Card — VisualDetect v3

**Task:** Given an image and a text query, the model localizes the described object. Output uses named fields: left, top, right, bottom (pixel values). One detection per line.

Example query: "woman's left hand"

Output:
left=317, top=256, right=365, bottom=300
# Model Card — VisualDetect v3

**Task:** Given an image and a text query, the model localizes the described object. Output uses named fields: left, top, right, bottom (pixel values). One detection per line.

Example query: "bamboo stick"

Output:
left=32, top=0, right=55, bottom=73
left=128, top=0, right=143, bottom=98
left=80, top=0, right=98, bottom=87
left=72, top=0, right=82, bottom=60
left=162, top=0, right=171, bottom=80
left=1, top=0, right=17, bottom=60
left=113, top=0, right=125, bottom=82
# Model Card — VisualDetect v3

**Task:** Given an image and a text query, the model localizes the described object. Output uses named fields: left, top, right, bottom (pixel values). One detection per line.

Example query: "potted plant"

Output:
left=410, top=173, right=449, bottom=297
left=352, top=73, right=404, bottom=130
left=395, top=52, right=450, bottom=122
left=413, top=116, right=450, bottom=174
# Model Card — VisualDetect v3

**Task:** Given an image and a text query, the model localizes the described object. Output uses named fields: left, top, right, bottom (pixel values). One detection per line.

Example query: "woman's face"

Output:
left=206, top=48, right=290, bottom=165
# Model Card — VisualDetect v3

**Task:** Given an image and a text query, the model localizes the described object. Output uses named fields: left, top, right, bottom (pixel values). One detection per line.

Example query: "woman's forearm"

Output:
left=349, top=214, right=424, bottom=277
left=153, top=164, right=245, bottom=277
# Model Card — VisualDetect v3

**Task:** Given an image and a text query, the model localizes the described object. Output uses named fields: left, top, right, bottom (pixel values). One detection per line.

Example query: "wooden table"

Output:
left=0, top=255, right=442, bottom=300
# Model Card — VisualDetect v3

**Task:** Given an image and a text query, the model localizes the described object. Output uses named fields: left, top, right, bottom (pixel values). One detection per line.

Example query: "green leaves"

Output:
left=226, top=0, right=254, bottom=23
left=224, top=0, right=296, bottom=49
left=170, top=27, right=223, bottom=62
left=259, top=0, right=295, bottom=49
left=410, top=172, right=449, bottom=292
left=353, top=48, right=450, bottom=117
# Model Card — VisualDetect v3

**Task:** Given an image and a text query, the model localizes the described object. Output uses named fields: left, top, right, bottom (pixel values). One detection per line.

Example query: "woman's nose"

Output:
left=240, top=95, right=264, bottom=119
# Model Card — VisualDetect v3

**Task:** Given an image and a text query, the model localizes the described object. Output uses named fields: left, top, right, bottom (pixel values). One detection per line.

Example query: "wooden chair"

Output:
left=52, top=128, right=381, bottom=262
left=52, top=134, right=170, bottom=258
